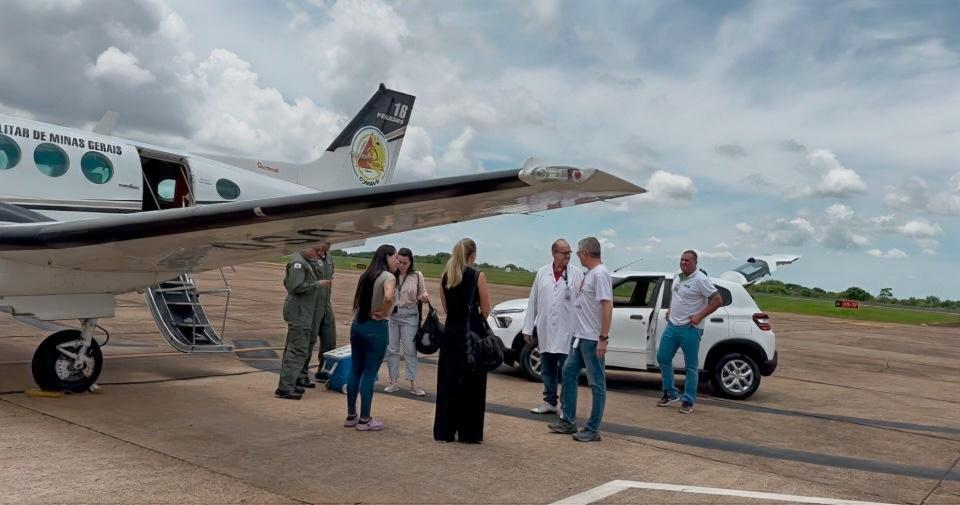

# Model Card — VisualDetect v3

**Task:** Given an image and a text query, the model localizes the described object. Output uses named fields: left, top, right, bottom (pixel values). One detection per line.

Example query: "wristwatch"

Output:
left=598, top=335, right=609, bottom=342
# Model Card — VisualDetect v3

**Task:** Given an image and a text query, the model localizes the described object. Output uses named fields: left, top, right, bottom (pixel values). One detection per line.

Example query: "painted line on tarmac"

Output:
left=550, top=480, right=898, bottom=505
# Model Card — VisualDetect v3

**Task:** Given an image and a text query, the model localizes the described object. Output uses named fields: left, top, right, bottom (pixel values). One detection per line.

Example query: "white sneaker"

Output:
left=383, top=383, right=400, bottom=393
left=531, top=402, right=558, bottom=414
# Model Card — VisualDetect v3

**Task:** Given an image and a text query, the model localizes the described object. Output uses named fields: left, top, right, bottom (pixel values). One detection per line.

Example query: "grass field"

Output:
left=752, top=294, right=960, bottom=326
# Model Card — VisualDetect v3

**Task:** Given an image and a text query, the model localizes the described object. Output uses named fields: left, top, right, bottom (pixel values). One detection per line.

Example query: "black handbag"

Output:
left=463, top=271, right=504, bottom=373
left=415, top=303, right=444, bottom=355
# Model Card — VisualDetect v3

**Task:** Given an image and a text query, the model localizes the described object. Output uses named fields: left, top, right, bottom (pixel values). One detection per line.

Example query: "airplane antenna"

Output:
left=613, top=257, right=643, bottom=272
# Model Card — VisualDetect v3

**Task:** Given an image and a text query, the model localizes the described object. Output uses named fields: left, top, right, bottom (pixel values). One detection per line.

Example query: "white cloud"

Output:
left=600, top=228, right=617, bottom=237
left=634, top=170, right=696, bottom=205
left=736, top=223, right=753, bottom=234
left=714, top=241, right=730, bottom=249
left=85, top=47, right=156, bottom=86
left=188, top=49, right=341, bottom=161
left=867, top=248, right=908, bottom=259
left=395, top=126, right=438, bottom=180
left=698, top=250, right=737, bottom=261
left=825, top=203, right=854, bottom=221
left=897, top=218, right=944, bottom=238
left=648, top=236, right=662, bottom=243
left=767, top=217, right=815, bottom=246
left=809, top=149, right=868, bottom=197
left=598, top=237, right=616, bottom=250
left=525, top=0, right=560, bottom=29
left=306, top=0, right=408, bottom=100
left=439, top=127, right=484, bottom=174
left=625, top=244, right=654, bottom=253
left=157, top=4, right=190, bottom=44
left=786, top=150, right=867, bottom=199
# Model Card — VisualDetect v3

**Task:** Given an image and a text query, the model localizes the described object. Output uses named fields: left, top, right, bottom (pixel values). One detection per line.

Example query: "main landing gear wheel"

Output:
left=31, top=329, right=103, bottom=393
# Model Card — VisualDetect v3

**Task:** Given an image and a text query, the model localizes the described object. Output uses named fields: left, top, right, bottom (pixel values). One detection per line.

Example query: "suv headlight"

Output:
left=491, top=308, right=524, bottom=329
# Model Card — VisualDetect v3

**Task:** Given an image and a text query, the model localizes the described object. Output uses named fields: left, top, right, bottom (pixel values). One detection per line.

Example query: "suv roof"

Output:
left=611, top=270, right=745, bottom=290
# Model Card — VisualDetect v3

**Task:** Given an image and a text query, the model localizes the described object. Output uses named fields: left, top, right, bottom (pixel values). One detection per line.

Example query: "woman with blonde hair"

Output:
left=434, top=238, right=492, bottom=443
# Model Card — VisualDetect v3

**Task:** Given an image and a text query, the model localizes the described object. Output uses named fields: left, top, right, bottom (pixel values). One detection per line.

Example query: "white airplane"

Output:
left=0, top=84, right=644, bottom=392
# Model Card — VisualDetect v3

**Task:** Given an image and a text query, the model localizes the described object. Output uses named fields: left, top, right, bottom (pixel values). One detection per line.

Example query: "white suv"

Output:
left=487, top=255, right=798, bottom=400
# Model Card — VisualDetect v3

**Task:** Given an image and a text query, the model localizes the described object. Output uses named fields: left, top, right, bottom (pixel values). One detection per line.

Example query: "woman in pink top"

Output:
left=385, top=248, right=430, bottom=395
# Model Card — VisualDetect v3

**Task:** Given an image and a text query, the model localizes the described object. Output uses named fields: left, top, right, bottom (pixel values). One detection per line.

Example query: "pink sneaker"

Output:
left=343, top=415, right=359, bottom=427
left=355, top=418, right=384, bottom=431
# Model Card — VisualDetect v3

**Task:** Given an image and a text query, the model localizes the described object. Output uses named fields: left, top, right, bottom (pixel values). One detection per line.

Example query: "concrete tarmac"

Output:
left=1, top=263, right=959, bottom=504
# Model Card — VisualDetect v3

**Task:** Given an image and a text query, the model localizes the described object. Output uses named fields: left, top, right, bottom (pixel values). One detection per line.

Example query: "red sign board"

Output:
left=835, top=300, right=860, bottom=309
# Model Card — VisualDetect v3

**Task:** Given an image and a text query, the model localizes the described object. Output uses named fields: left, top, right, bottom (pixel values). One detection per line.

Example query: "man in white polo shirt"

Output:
left=548, top=237, right=612, bottom=442
left=657, top=250, right=722, bottom=414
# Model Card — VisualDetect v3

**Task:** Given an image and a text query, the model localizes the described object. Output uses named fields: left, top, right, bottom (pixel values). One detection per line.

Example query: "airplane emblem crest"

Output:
left=350, top=126, right=388, bottom=186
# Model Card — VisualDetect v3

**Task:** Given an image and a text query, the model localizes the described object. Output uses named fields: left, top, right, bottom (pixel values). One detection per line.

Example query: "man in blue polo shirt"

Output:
left=657, top=250, right=722, bottom=414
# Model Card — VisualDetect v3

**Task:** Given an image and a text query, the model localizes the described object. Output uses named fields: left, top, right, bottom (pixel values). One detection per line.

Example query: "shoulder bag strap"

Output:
left=416, top=272, right=424, bottom=322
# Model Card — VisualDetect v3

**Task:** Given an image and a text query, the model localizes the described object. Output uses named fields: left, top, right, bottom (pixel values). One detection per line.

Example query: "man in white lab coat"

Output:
left=523, top=239, right=585, bottom=414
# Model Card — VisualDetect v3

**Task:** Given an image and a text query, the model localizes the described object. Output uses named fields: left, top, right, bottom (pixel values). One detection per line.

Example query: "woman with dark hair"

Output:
left=434, top=238, right=491, bottom=443
left=385, top=248, right=430, bottom=396
left=344, top=244, right=399, bottom=431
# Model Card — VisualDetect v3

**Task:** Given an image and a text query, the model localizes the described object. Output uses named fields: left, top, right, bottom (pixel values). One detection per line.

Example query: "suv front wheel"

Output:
left=710, top=352, right=761, bottom=399
left=519, top=341, right=543, bottom=382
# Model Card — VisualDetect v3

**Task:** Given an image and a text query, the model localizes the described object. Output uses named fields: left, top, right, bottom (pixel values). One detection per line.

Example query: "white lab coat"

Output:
left=522, top=263, right=585, bottom=354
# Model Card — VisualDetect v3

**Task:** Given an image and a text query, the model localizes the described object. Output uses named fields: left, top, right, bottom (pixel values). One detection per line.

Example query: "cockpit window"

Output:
left=216, top=178, right=241, bottom=200
left=34, top=143, right=69, bottom=177
left=0, top=134, right=21, bottom=170
left=80, top=152, right=114, bottom=184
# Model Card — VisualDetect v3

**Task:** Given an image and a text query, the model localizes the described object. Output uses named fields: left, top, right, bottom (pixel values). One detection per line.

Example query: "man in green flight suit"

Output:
left=276, top=244, right=332, bottom=400
left=308, top=242, right=336, bottom=382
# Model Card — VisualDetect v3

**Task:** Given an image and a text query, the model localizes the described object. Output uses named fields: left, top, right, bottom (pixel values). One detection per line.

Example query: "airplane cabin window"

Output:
left=216, top=178, right=241, bottom=200
left=80, top=152, right=114, bottom=184
left=157, top=179, right=176, bottom=202
left=34, top=143, right=69, bottom=177
left=0, top=134, right=21, bottom=170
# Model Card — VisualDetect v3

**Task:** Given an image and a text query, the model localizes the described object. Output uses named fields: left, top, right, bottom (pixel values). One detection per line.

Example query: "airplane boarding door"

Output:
left=139, top=148, right=195, bottom=211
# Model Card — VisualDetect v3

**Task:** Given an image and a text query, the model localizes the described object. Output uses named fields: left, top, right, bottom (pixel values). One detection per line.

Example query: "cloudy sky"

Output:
left=2, top=0, right=959, bottom=299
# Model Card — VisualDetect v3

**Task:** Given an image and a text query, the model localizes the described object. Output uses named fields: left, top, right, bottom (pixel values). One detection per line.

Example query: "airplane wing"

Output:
left=0, top=165, right=642, bottom=273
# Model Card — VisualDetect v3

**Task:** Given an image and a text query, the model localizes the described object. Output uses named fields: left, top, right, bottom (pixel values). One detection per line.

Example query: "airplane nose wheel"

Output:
left=32, top=329, right=103, bottom=393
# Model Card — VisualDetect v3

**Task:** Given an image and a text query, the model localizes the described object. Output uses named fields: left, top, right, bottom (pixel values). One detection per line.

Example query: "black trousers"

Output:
left=433, top=339, right=488, bottom=442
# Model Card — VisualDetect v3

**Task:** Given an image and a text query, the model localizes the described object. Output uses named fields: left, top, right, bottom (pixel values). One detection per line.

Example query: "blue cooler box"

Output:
left=319, top=345, right=380, bottom=393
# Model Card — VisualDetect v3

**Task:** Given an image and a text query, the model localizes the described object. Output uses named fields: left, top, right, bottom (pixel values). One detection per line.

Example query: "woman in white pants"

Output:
left=385, top=248, right=430, bottom=396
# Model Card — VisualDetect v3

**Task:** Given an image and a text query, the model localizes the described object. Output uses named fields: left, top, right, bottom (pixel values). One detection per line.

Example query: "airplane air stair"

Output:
left=145, top=273, right=233, bottom=353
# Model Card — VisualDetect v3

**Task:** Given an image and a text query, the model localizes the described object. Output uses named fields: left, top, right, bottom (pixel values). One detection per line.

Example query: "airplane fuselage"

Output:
left=0, top=113, right=314, bottom=223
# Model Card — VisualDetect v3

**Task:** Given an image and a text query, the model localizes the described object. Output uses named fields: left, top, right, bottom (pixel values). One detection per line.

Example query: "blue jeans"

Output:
left=540, top=352, right=566, bottom=406
left=657, top=322, right=703, bottom=404
left=347, top=319, right=389, bottom=418
left=561, top=339, right=605, bottom=433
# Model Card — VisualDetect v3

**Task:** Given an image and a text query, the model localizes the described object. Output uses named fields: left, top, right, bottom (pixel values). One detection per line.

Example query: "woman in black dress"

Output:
left=434, top=238, right=492, bottom=443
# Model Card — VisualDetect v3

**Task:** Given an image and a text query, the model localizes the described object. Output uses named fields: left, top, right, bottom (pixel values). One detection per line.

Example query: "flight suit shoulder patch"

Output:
left=293, top=263, right=302, bottom=269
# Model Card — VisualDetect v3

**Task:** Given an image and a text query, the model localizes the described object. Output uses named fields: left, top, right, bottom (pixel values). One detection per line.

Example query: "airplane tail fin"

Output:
left=298, top=84, right=415, bottom=191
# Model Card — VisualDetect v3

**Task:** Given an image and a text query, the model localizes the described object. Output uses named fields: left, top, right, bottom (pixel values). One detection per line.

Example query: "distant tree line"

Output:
left=748, top=280, right=960, bottom=310
left=330, top=249, right=532, bottom=273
